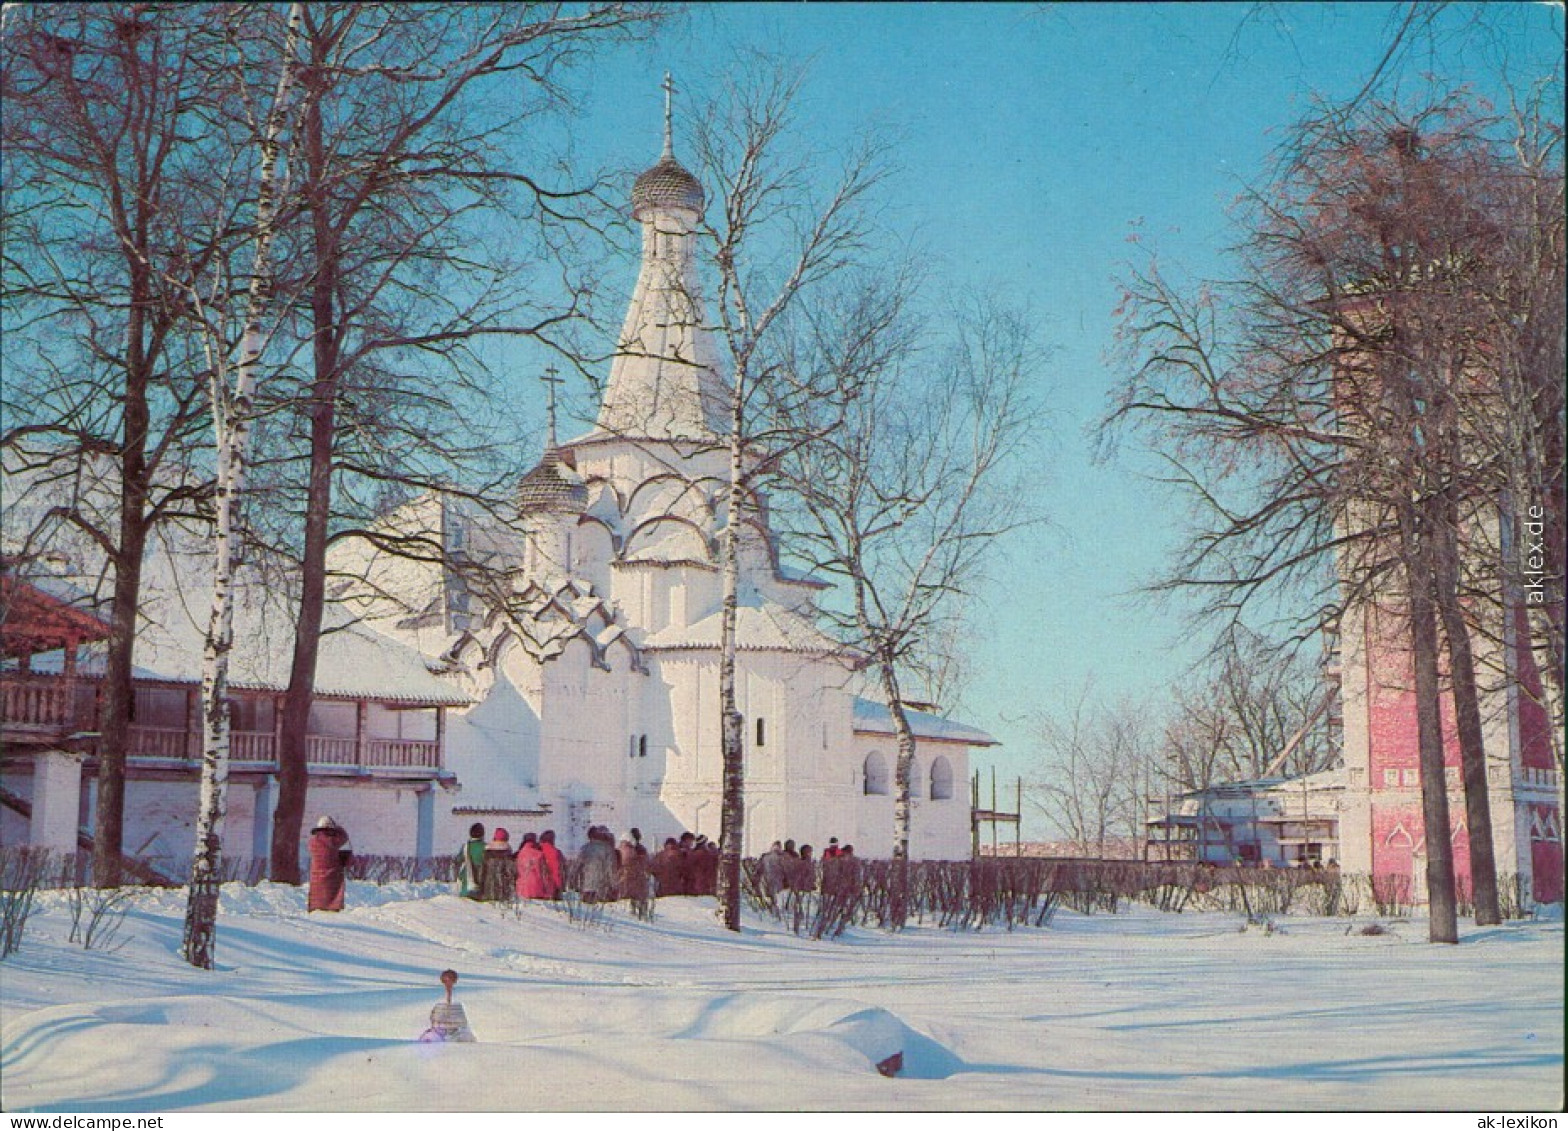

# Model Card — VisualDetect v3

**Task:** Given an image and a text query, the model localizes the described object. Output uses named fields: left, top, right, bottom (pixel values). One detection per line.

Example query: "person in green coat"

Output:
left=457, top=823, right=486, bottom=899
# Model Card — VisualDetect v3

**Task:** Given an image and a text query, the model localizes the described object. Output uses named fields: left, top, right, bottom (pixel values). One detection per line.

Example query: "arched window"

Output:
left=929, top=755, right=954, bottom=800
left=863, top=752, right=889, bottom=796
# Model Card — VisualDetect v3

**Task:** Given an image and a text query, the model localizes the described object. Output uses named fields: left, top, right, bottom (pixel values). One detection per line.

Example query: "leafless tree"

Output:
left=1102, top=90, right=1559, bottom=941
left=686, top=57, right=893, bottom=931
left=258, top=2, right=657, bottom=883
left=2, top=5, right=235, bottom=886
left=1162, top=626, right=1338, bottom=794
left=181, top=3, right=305, bottom=970
left=782, top=290, right=1044, bottom=925
left=1030, top=685, right=1154, bottom=859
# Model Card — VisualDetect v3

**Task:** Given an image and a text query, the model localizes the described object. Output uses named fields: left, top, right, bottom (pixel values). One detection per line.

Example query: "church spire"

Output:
left=593, top=78, right=728, bottom=441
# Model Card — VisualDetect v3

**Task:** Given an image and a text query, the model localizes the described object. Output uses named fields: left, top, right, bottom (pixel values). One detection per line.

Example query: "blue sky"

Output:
left=509, top=3, right=1565, bottom=835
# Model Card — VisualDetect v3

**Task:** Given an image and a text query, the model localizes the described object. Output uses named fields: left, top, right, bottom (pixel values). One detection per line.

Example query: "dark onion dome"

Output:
left=515, top=450, right=588, bottom=515
left=631, top=155, right=704, bottom=219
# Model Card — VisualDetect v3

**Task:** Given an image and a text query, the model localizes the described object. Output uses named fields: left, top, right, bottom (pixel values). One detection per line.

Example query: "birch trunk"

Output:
left=182, top=4, right=302, bottom=969
left=879, top=655, right=916, bottom=929
left=716, top=396, right=747, bottom=933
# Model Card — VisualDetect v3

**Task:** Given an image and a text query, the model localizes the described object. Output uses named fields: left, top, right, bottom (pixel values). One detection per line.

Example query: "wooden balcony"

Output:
left=0, top=675, right=442, bottom=773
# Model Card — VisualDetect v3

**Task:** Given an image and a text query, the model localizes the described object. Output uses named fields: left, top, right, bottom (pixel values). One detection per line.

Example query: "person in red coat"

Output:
left=515, top=832, right=550, bottom=900
left=308, top=816, right=352, bottom=912
left=537, top=829, right=565, bottom=899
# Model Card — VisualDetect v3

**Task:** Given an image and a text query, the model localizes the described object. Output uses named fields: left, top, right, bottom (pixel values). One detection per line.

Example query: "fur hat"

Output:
left=314, top=816, right=338, bottom=831
left=468, top=822, right=485, bottom=839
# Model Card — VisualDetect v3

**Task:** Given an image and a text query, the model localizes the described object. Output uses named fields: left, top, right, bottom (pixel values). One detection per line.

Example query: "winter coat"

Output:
left=650, top=846, right=686, bottom=896
left=689, top=845, right=719, bottom=896
left=457, top=837, right=485, bottom=899
left=619, top=846, right=651, bottom=901
left=308, top=827, right=351, bottom=912
left=789, top=853, right=817, bottom=892
left=515, top=842, right=551, bottom=900
left=576, top=837, right=619, bottom=903
left=539, top=841, right=565, bottom=898
left=480, top=845, right=516, bottom=902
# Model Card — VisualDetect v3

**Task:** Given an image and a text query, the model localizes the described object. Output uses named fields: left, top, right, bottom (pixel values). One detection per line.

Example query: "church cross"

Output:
left=542, top=365, right=564, bottom=448
left=662, top=72, right=675, bottom=158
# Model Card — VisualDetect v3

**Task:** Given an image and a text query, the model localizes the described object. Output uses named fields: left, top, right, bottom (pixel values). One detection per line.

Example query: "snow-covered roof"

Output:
left=23, top=612, right=469, bottom=706
left=642, top=599, right=847, bottom=655
left=852, top=697, right=998, bottom=747
left=4, top=510, right=468, bottom=705
left=1176, top=768, right=1347, bottom=801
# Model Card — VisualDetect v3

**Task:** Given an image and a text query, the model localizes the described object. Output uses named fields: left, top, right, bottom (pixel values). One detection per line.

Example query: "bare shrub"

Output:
left=65, top=883, right=136, bottom=952
left=1369, top=872, right=1413, bottom=917
left=344, top=855, right=456, bottom=883
left=0, top=847, right=58, bottom=959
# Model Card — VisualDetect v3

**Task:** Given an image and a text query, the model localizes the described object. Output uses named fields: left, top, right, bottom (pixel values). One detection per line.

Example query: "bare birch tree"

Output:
left=781, top=291, right=1043, bottom=924
left=687, top=58, right=892, bottom=930
left=180, top=3, right=305, bottom=970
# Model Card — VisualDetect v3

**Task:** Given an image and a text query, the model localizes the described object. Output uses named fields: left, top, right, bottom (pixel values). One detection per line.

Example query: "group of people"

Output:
left=757, top=837, right=861, bottom=898
left=456, top=823, right=726, bottom=905
left=309, top=817, right=873, bottom=916
left=458, top=823, right=569, bottom=903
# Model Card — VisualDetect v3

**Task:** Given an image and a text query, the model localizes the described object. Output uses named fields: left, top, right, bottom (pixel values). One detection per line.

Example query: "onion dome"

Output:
left=632, top=155, right=704, bottom=220
left=515, top=450, right=588, bottom=515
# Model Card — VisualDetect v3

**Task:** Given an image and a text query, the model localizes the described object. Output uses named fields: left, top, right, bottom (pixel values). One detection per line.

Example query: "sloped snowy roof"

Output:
left=642, top=599, right=846, bottom=655
left=7, top=524, right=467, bottom=705
left=23, top=612, right=469, bottom=706
left=852, top=697, right=998, bottom=747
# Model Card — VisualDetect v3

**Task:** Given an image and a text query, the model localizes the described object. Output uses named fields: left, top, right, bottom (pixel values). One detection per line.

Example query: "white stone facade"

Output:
left=331, top=134, right=995, bottom=858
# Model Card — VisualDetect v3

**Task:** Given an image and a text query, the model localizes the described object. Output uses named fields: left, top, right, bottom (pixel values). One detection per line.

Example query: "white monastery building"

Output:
left=331, top=120, right=996, bottom=859
left=1, top=115, right=995, bottom=867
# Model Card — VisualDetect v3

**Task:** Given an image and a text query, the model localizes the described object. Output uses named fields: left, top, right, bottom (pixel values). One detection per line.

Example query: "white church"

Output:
left=332, top=117, right=996, bottom=860
left=1, top=111, right=995, bottom=867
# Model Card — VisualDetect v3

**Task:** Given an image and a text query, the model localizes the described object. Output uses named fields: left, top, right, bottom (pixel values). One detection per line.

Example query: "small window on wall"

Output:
left=1402, top=768, right=1420, bottom=787
left=629, top=736, right=638, bottom=759
left=755, top=717, right=766, bottom=747
left=1383, top=769, right=1400, bottom=787
left=863, top=752, right=889, bottom=796
left=929, top=755, right=954, bottom=801
left=639, top=735, right=648, bottom=759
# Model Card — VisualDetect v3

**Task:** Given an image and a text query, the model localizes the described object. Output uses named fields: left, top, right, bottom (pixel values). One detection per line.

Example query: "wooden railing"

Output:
left=1, top=675, right=440, bottom=772
left=231, top=732, right=275, bottom=764
left=306, top=736, right=358, bottom=765
left=364, top=738, right=440, bottom=768
left=126, top=725, right=187, bottom=760
left=0, top=677, right=76, bottom=731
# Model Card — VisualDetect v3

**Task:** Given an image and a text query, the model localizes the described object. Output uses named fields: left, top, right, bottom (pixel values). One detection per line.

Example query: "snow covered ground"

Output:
left=1, top=882, right=1561, bottom=1113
